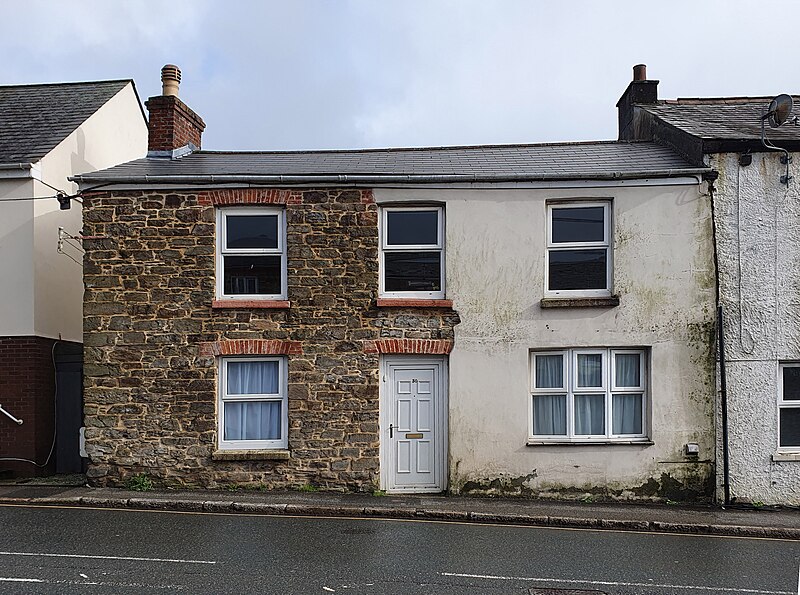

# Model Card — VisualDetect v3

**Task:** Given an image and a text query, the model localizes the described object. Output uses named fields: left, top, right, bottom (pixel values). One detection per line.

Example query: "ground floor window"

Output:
left=218, top=356, right=288, bottom=450
left=779, top=363, right=800, bottom=451
left=530, top=348, right=647, bottom=442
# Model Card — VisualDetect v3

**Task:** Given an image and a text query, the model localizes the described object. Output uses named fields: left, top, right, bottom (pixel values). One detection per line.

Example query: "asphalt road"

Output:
left=0, top=504, right=798, bottom=594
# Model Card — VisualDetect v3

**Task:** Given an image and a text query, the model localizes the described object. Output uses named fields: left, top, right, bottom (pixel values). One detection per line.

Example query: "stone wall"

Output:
left=82, top=188, right=459, bottom=489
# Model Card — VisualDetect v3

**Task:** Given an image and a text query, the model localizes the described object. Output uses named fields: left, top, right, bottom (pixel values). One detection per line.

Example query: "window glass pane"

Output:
left=574, top=394, right=605, bottom=435
left=780, top=408, right=800, bottom=447
left=227, top=360, right=280, bottom=395
left=613, top=394, right=643, bottom=434
left=615, top=353, right=641, bottom=387
left=223, top=255, right=281, bottom=295
left=783, top=367, right=800, bottom=401
left=551, top=206, right=605, bottom=243
left=577, top=354, right=603, bottom=387
left=535, top=354, right=563, bottom=389
left=386, top=211, right=439, bottom=245
left=384, top=251, right=441, bottom=292
left=548, top=249, right=608, bottom=290
left=226, top=215, right=278, bottom=249
left=533, top=395, right=567, bottom=435
left=224, top=401, right=282, bottom=441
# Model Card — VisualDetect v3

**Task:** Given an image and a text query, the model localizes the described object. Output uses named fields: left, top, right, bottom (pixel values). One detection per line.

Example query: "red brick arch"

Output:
left=363, top=339, right=453, bottom=355
left=198, top=339, right=302, bottom=357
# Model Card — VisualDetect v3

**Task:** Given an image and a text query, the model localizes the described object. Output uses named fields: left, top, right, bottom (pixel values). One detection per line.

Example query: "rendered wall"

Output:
left=376, top=182, right=717, bottom=501
left=0, top=178, right=35, bottom=336
left=35, top=83, right=147, bottom=342
left=712, top=151, right=800, bottom=505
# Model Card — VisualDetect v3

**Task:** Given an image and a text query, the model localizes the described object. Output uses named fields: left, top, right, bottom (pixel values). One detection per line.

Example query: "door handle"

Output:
left=389, top=424, right=394, bottom=438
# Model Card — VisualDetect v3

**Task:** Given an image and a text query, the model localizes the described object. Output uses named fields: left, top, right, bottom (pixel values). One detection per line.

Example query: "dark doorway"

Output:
left=54, top=343, right=83, bottom=474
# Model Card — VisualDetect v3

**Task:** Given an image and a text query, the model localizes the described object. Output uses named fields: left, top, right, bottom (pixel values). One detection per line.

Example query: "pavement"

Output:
left=0, top=479, right=798, bottom=540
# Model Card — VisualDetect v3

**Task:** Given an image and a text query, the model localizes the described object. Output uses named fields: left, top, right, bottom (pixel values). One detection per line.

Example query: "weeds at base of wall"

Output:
left=125, top=473, right=154, bottom=492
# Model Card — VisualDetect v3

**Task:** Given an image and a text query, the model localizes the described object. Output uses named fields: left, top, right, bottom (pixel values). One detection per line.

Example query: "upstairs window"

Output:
left=380, top=207, right=444, bottom=299
left=546, top=202, right=611, bottom=296
left=530, top=348, right=647, bottom=442
left=779, top=363, right=800, bottom=451
left=216, top=208, right=286, bottom=299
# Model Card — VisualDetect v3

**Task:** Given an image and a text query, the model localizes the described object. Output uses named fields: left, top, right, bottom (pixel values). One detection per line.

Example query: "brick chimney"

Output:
left=145, top=65, right=206, bottom=156
left=617, top=64, right=658, bottom=140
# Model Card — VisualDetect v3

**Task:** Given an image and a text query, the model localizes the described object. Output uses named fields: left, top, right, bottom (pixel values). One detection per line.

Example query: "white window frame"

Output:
left=215, top=207, right=287, bottom=300
left=778, top=362, right=800, bottom=452
left=545, top=201, right=612, bottom=298
left=379, top=206, right=445, bottom=299
left=218, top=356, right=288, bottom=450
left=529, top=348, right=647, bottom=443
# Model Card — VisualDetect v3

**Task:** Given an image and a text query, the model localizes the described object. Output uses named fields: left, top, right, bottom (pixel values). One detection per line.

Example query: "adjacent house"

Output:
left=73, top=66, right=717, bottom=500
left=619, top=65, right=800, bottom=505
left=0, top=80, right=148, bottom=477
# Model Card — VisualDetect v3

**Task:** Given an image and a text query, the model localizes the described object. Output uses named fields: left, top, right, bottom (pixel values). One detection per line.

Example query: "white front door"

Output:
left=381, top=357, right=447, bottom=493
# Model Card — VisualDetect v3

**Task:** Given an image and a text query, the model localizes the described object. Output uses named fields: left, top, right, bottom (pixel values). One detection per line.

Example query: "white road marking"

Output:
left=440, top=572, right=794, bottom=594
left=0, top=550, right=216, bottom=565
left=1, top=577, right=183, bottom=590
left=323, top=588, right=335, bottom=592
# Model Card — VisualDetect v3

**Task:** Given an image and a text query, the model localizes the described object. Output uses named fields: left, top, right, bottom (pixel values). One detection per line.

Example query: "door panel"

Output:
left=383, top=360, right=445, bottom=492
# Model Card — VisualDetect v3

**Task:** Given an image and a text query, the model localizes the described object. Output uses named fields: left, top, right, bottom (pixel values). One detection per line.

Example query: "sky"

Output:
left=2, top=0, right=799, bottom=152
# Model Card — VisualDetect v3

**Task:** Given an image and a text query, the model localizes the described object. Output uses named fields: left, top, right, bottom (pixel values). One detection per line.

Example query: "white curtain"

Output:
left=224, top=401, right=282, bottom=441
left=228, top=361, right=279, bottom=394
left=225, top=361, right=281, bottom=441
left=574, top=394, right=604, bottom=435
left=535, top=354, right=563, bottom=388
left=577, top=354, right=602, bottom=387
left=615, top=354, right=640, bottom=387
left=533, top=395, right=566, bottom=435
left=612, top=394, right=642, bottom=435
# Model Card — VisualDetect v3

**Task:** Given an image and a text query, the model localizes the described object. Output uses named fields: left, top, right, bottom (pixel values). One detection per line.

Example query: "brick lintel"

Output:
left=212, top=300, right=290, bottom=309
left=376, top=298, right=453, bottom=308
left=363, top=339, right=453, bottom=355
left=199, top=339, right=303, bottom=357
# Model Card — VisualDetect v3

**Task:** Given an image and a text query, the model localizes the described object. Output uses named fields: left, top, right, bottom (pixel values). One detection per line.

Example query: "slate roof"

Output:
left=73, top=140, right=706, bottom=185
left=641, top=97, right=800, bottom=142
left=0, top=80, right=134, bottom=163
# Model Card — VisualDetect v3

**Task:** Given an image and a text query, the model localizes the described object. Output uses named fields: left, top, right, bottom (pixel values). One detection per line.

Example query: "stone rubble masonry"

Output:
left=82, top=187, right=460, bottom=490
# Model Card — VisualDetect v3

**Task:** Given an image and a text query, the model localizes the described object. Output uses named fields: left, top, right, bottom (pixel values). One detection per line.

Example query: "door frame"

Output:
left=379, top=355, right=448, bottom=493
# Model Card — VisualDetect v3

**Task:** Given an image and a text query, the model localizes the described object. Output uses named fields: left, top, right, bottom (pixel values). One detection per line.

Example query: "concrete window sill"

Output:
left=526, top=440, right=653, bottom=446
left=376, top=298, right=453, bottom=308
left=772, top=452, right=800, bottom=462
left=212, top=300, right=290, bottom=309
left=540, top=296, right=620, bottom=309
left=211, top=449, right=291, bottom=461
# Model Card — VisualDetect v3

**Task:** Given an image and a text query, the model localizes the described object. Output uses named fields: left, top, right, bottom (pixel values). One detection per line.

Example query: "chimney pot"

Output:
left=161, top=64, right=181, bottom=97
left=633, top=64, right=647, bottom=81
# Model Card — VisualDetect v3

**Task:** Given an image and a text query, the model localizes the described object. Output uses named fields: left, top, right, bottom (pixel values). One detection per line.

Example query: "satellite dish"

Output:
left=766, top=94, right=793, bottom=127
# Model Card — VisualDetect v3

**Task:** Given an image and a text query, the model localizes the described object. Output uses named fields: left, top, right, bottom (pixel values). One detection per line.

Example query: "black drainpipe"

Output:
left=704, top=170, right=731, bottom=506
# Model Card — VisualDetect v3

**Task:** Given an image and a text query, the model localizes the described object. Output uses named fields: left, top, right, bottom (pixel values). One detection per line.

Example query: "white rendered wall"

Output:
left=0, top=178, right=35, bottom=336
left=712, top=151, right=800, bottom=505
left=34, top=83, right=147, bottom=342
left=376, top=181, right=717, bottom=499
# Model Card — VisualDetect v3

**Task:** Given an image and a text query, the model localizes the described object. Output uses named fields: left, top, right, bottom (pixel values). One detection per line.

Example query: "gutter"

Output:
left=0, top=163, right=33, bottom=171
left=0, top=162, right=39, bottom=180
left=70, top=168, right=711, bottom=187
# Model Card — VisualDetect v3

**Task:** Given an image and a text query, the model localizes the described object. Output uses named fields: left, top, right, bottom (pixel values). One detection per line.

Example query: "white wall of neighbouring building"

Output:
left=30, top=83, right=147, bottom=343
left=712, top=151, right=800, bottom=505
